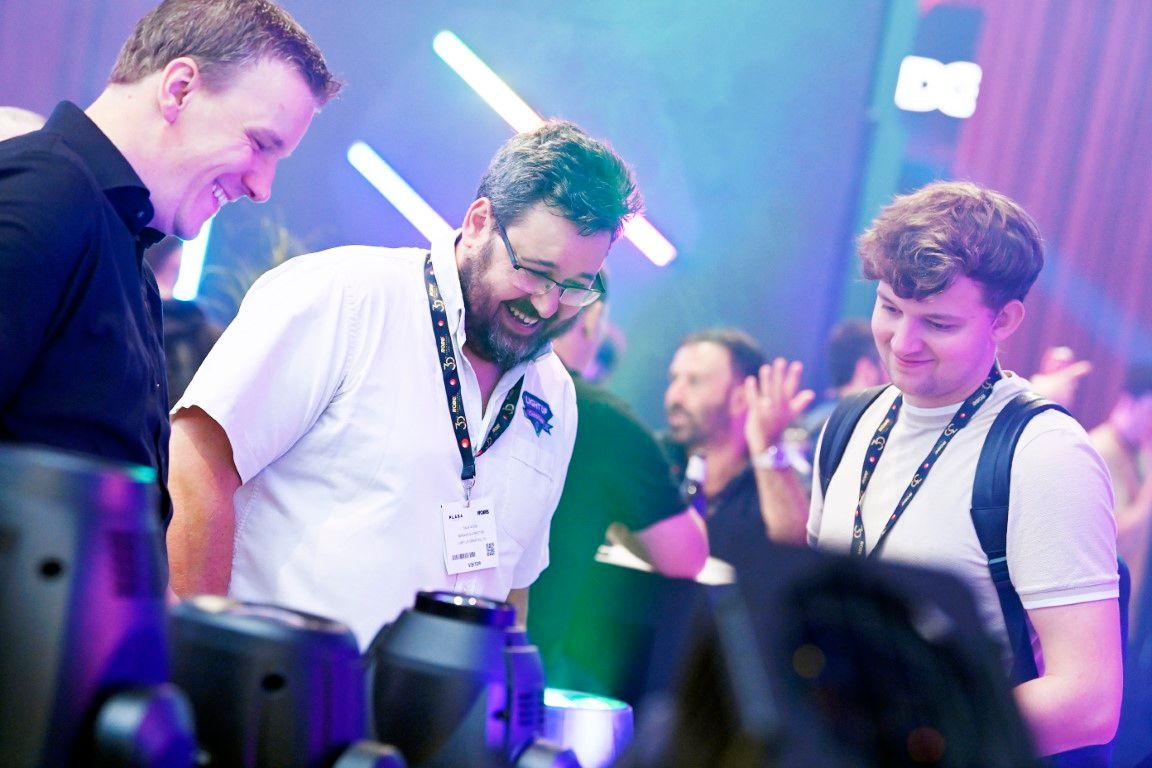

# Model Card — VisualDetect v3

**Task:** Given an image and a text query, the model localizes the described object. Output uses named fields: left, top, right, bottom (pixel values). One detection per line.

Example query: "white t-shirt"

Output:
left=808, top=373, right=1118, bottom=659
left=175, top=233, right=577, bottom=646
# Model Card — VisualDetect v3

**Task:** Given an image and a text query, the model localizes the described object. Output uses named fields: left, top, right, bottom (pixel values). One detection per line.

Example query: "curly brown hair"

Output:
left=857, top=181, right=1044, bottom=310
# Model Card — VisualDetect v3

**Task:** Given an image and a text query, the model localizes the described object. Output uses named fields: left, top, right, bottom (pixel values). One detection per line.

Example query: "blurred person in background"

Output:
left=1089, top=362, right=1152, bottom=627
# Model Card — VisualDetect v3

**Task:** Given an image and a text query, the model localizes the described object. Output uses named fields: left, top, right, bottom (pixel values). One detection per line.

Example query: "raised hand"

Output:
left=743, top=357, right=815, bottom=456
left=1030, top=346, right=1093, bottom=408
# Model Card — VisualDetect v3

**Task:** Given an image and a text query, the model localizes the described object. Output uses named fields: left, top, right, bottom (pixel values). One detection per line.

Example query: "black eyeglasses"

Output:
left=494, top=219, right=605, bottom=308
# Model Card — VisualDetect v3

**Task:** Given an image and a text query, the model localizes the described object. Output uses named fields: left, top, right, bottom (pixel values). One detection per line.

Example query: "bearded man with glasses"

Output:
left=167, top=121, right=641, bottom=647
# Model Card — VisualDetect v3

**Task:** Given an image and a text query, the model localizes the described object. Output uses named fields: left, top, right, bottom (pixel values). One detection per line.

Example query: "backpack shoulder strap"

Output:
left=977, top=394, right=1128, bottom=766
left=817, top=385, right=889, bottom=498
left=971, top=391, right=1068, bottom=520
left=971, top=391, right=1068, bottom=684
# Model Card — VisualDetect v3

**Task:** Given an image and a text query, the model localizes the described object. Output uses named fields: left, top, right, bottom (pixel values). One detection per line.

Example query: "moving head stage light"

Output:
left=366, top=591, right=579, bottom=768
left=169, top=596, right=405, bottom=768
left=0, top=445, right=196, bottom=767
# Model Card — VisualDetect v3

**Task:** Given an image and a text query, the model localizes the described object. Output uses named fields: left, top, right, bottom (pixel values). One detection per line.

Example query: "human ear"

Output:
left=460, top=197, right=495, bottom=241
left=728, top=378, right=750, bottom=417
left=157, top=57, right=201, bottom=123
left=992, top=299, right=1026, bottom=342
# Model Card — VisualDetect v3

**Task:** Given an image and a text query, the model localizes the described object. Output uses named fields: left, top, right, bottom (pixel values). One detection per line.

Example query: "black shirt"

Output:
left=663, top=440, right=768, bottom=566
left=0, top=101, right=170, bottom=519
left=702, top=465, right=766, bottom=567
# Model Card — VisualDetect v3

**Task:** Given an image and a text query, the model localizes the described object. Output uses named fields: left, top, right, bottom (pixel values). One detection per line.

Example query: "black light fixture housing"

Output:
left=169, top=596, right=405, bottom=768
left=0, top=445, right=196, bottom=767
left=366, top=591, right=578, bottom=768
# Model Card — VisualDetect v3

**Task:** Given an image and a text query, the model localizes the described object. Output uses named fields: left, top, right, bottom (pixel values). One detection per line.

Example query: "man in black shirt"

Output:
left=642, top=328, right=812, bottom=698
left=663, top=328, right=810, bottom=557
left=0, top=0, right=339, bottom=522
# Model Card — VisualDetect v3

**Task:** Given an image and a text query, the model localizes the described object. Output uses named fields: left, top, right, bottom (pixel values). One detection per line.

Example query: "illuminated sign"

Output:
left=894, top=55, right=982, bottom=119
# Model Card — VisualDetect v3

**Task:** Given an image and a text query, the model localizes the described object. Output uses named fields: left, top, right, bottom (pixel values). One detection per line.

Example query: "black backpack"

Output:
left=817, top=386, right=1129, bottom=767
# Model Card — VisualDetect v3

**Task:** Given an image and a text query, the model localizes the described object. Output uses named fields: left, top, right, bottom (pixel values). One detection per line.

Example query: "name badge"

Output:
left=442, top=497, right=498, bottom=575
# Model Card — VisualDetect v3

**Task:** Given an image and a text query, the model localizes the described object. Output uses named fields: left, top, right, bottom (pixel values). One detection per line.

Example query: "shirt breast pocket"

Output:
left=496, top=435, right=562, bottom=548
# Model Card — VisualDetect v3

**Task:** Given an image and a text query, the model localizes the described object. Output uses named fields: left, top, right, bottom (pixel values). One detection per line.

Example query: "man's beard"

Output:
left=665, top=400, right=731, bottom=454
left=665, top=405, right=706, bottom=450
left=459, top=239, right=578, bottom=370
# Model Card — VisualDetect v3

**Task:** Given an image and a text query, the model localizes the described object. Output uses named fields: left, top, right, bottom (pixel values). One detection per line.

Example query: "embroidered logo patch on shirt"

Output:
left=521, top=391, right=554, bottom=436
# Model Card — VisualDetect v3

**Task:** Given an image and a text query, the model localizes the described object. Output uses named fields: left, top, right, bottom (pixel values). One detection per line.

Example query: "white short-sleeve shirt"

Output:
left=175, top=232, right=577, bottom=646
left=808, top=373, right=1118, bottom=658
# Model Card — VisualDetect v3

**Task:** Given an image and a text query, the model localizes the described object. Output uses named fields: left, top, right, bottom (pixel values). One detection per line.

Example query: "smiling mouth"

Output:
left=506, top=303, right=540, bottom=328
left=212, top=182, right=230, bottom=209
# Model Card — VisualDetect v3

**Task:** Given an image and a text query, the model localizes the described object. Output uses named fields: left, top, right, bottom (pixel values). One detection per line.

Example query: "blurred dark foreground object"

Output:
left=622, top=542, right=1041, bottom=768
left=0, top=444, right=196, bottom=767
left=170, top=596, right=405, bottom=767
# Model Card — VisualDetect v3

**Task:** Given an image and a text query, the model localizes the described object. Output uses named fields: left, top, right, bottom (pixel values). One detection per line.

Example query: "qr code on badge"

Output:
left=486, top=542, right=495, bottom=557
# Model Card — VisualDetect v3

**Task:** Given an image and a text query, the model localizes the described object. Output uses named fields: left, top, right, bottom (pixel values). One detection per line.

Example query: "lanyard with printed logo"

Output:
left=424, top=253, right=523, bottom=501
left=850, top=363, right=1002, bottom=558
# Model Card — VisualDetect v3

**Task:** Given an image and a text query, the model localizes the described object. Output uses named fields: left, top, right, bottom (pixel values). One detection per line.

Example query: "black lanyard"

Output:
left=850, top=363, right=1002, bottom=558
left=424, top=253, right=523, bottom=498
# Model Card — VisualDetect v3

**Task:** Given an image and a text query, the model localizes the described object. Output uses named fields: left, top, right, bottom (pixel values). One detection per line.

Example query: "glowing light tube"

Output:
left=433, top=30, right=543, bottom=131
left=172, top=220, right=211, bottom=301
left=347, top=141, right=454, bottom=243
left=433, top=30, right=676, bottom=266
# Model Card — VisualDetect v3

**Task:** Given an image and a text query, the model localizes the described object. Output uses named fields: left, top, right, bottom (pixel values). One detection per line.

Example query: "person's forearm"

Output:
left=1014, top=672, right=1120, bottom=755
left=635, top=508, right=709, bottom=578
left=1013, top=600, right=1122, bottom=755
left=754, top=467, right=809, bottom=545
left=167, top=408, right=242, bottom=596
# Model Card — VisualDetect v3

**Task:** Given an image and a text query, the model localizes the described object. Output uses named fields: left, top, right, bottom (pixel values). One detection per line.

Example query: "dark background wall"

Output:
left=2, top=0, right=1149, bottom=430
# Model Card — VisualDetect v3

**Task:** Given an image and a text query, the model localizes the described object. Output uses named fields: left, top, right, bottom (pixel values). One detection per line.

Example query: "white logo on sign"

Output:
left=894, top=55, right=983, bottom=119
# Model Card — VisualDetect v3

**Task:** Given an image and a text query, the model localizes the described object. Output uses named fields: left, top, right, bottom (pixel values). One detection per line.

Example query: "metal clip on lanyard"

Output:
left=424, top=253, right=523, bottom=505
left=850, top=363, right=1003, bottom=558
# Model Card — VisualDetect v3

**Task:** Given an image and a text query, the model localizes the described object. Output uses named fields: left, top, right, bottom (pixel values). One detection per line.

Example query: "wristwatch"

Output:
left=752, top=444, right=792, bottom=472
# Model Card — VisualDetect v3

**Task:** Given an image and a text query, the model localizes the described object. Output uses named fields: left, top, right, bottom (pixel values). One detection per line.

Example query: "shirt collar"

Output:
left=43, top=101, right=160, bottom=242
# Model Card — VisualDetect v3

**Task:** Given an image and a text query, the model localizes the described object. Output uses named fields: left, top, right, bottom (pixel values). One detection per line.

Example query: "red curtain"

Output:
left=954, top=0, right=1152, bottom=428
